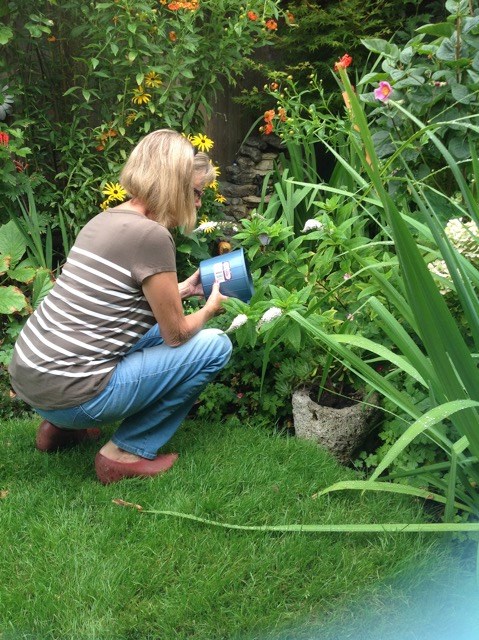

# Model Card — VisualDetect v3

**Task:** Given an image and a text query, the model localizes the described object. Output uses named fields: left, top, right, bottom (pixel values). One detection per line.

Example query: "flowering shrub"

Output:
left=355, top=0, right=479, bottom=195
left=0, top=0, right=282, bottom=237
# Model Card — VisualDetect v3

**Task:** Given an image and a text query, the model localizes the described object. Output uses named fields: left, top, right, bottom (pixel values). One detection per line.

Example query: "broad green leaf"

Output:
left=450, top=83, right=473, bottom=104
left=416, top=22, right=454, bottom=37
left=360, top=38, right=399, bottom=59
left=8, top=263, right=36, bottom=283
left=0, top=254, right=10, bottom=274
left=0, top=221, right=26, bottom=267
left=0, top=285, right=28, bottom=315
left=0, top=25, right=13, bottom=44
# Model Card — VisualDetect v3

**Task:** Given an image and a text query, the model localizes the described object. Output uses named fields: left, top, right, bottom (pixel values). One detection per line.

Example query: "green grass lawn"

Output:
left=0, top=415, right=472, bottom=639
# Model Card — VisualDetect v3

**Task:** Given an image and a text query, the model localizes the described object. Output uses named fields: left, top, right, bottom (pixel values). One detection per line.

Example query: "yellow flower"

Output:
left=132, top=86, right=151, bottom=105
left=102, top=182, right=127, bottom=202
left=196, top=216, right=217, bottom=233
left=145, top=71, right=162, bottom=88
left=125, top=111, right=138, bottom=126
left=208, top=179, right=218, bottom=191
left=191, top=133, right=214, bottom=152
left=100, top=198, right=112, bottom=210
left=213, top=165, right=221, bottom=177
left=215, top=193, right=226, bottom=203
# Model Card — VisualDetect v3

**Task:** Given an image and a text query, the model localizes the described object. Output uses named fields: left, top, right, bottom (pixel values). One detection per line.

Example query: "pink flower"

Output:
left=374, top=81, right=393, bottom=102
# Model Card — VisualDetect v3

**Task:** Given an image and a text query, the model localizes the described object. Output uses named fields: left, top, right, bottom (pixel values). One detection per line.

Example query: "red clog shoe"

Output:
left=94, top=451, right=178, bottom=485
left=35, top=420, right=102, bottom=452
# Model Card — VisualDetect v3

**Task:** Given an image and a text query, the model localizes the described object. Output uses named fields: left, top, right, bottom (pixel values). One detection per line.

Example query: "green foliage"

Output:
left=0, top=0, right=282, bottom=236
left=235, top=0, right=444, bottom=115
left=357, top=0, right=479, bottom=195
left=0, top=218, right=54, bottom=418
left=279, top=53, right=479, bottom=521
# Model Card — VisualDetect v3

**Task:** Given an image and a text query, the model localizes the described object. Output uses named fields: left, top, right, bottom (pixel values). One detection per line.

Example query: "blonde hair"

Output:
left=193, top=151, right=216, bottom=188
left=120, top=129, right=196, bottom=231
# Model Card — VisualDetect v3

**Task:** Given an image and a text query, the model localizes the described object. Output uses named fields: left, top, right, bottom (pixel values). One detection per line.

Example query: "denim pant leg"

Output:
left=36, top=327, right=232, bottom=459
left=35, top=324, right=165, bottom=428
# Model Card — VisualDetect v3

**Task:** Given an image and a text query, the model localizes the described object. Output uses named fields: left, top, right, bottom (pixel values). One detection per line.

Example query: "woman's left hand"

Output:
left=179, top=269, right=204, bottom=299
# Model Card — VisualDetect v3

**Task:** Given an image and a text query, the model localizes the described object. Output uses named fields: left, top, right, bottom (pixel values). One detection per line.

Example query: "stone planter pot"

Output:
left=292, top=387, right=380, bottom=465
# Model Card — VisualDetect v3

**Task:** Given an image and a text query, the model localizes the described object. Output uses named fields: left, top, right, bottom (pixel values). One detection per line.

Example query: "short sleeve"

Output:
left=131, top=223, right=177, bottom=284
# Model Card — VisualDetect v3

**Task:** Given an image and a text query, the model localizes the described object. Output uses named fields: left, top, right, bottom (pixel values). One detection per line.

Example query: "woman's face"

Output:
left=193, top=172, right=206, bottom=210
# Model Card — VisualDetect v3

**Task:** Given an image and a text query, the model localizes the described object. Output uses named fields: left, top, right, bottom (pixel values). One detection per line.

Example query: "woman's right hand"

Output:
left=204, top=282, right=229, bottom=316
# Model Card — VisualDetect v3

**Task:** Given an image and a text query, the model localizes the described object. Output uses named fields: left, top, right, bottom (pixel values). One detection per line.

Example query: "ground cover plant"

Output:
left=0, top=415, right=468, bottom=640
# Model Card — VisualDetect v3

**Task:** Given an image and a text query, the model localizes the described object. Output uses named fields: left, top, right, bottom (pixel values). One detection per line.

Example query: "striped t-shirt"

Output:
left=9, top=209, right=176, bottom=410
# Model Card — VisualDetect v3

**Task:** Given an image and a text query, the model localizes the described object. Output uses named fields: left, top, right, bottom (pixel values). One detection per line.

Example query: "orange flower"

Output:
left=286, top=11, right=295, bottom=23
left=247, top=11, right=258, bottom=20
left=270, top=82, right=279, bottom=90
left=47, top=35, right=56, bottom=42
left=278, top=107, right=287, bottom=122
left=264, top=123, right=274, bottom=135
left=264, top=109, right=275, bottom=123
left=14, top=160, right=29, bottom=172
left=169, top=30, right=177, bottom=41
left=334, top=53, right=353, bottom=71
left=168, top=1, right=180, bottom=8
left=265, top=19, right=277, bottom=31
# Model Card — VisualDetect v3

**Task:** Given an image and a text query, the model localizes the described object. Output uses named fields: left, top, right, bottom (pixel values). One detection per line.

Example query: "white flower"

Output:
left=445, top=217, right=479, bottom=261
left=257, top=306, right=282, bottom=328
left=226, top=313, right=248, bottom=333
left=301, top=219, right=323, bottom=233
left=427, top=259, right=452, bottom=295
left=194, top=221, right=219, bottom=233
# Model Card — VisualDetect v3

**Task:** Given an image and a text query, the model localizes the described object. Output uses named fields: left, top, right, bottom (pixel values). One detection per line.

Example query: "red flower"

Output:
left=0, top=131, right=9, bottom=146
left=265, top=19, right=277, bottom=31
left=168, top=30, right=177, bottom=41
left=334, top=53, right=353, bottom=71
left=263, top=123, right=274, bottom=135
left=247, top=11, right=258, bottom=21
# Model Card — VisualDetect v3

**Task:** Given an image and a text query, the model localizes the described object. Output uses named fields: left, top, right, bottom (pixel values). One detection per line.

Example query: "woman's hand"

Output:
left=178, top=269, right=204, bottom=299
left=144, top=273, right=228, bottom=346
left=204, top=282, right=229, bottom=315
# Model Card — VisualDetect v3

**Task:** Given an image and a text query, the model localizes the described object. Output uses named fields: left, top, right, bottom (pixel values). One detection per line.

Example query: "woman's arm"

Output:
left=142, top=271, right=227, bottom=347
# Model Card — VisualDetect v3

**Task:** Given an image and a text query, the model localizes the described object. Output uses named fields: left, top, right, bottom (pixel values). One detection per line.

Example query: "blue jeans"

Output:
left=35, top=326, right=232, bottom=459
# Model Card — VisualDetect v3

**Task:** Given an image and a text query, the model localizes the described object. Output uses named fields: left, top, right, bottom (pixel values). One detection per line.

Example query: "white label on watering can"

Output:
left=213, top=261, right=232, bottom=283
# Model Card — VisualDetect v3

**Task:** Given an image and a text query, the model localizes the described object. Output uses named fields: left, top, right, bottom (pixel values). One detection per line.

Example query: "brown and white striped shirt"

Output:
left=9, top=209, right=176, bottom=409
